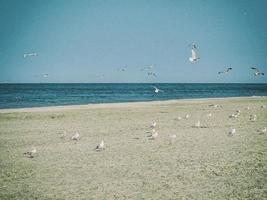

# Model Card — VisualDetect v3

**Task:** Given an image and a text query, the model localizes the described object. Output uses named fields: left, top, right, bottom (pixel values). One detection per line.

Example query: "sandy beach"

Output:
left=0, top=96, right=266, bottom=199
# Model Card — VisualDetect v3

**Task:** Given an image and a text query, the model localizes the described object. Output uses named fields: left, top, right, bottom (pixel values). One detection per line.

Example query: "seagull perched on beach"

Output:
left=193, top=120, right=201, bottom=128
left=23, top=52, right=38, bottom=58
left=229, top=128, right=236, bottom=136
left=71, top=132, right=80, bottom=140
left=153, top=86, right=163, bottom=93
left=24, top=148, right=37, bottom=158
left=148, top=130, right=158, bottom=139
left=185, top=114, right=190, bottom=119
left=207, top=113, right=212, bottom=117
left=261, top=105, right=266, bottom=109
left=150, top=122, right=157, bottom=128
left=250, top=114, right=257, bottom=122
left=95, top=140, right=105, bottom=151
left=251, top=67, right=264, bottom=76
left=189, top=48, right=200, bottom=63
left=258, top=127, right=267, bottom=134
left=218, top=67, right=232, bottom=75
left=246, top=106, right=250, bottom=110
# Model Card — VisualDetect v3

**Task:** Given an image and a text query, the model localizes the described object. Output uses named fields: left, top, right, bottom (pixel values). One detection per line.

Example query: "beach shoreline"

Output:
left=1, top=96, right=266, bottom=113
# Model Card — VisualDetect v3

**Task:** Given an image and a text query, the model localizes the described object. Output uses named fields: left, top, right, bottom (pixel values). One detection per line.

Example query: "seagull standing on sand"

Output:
left=207, top=113, right=212, bottom=117
left=218, top=67, right=232, bottom=75
left=185, top=114, right=190, bottom=119
left=229, top=128, right=236, bottom=136
left=153, top=87, right=163, bottom=93
left=24, top=148, right=37, bottom=158
left=95, top=140, right=105, bottom=151
left=194, top=120, right=201, bottom=128
left=23, top=52, right=38, bottom=58
left=250, top=114, right=257, bottom=122
left=149, top=131, right=158, bottom=140
left=251, top=67, right=264, bottom=76
left=150, top=122, right=157, bottom=128
left=258, top=127, right=266, bottom=134
left=71, top=132, right=80, bottom=140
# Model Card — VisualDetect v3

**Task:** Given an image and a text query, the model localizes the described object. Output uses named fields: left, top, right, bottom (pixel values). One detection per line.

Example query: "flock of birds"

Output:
left=23, top=104, right=266, bottom=158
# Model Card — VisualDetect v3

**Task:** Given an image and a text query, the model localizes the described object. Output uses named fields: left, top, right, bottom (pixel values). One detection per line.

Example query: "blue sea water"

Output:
left=0, top=83, right=266, bottom=109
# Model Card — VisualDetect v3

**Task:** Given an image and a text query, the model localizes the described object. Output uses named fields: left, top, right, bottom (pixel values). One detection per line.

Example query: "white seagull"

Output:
left=189, top=48, right=200, bottom=63
left=150, top=122, right=157, bottom=128
left=250, top=114, right=257, bottom=122
left=185, top=114, right=190, bottom=119
left=23, top=52, right=38, bottom=58
left=148, top=72, right=157, bottom=77
left=141, top=65, right=154, bottom=71
left=153, top=86, right=163, bottom=93
left=117, top=65, right=127, bottom=72
left=193, top=120, right=201, bottom=128
left=149, top=131, right=158, bottom=140
left=207, top=113, right=212, bottom=117
left=95, top=140, right=105, bottom=151
left=43, top=74, right=48, bottom=78
left=258, top=127, right=266, bottom=134
left=218, top=67, right=232, bottom=75
left=251, top=67, right=264, bottom=76
left=24, top=148, right=37, bottom=158
left=229, top=128, right=236, bottom=136
left=71, top=132, right=80, bottom=140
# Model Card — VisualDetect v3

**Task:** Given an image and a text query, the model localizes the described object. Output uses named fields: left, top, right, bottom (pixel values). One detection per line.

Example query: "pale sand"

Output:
left=0, top=97, right=266, bottom=199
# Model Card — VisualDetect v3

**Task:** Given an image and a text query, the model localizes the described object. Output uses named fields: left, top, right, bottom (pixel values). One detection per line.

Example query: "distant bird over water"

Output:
left=117, top=65, right=127, bottom=72
left=23, top=52, right=38, bottom=58
left=218, top=67, right=232, bottom=75
left=43, top=74, right=48, bottom=78
left=148, top=72, right=157, bottom=77
left=251, top=67, right=264, bottom=76
left=189, top=48, right=200, bottom=63
left=153, top=86, right=163, bottom=93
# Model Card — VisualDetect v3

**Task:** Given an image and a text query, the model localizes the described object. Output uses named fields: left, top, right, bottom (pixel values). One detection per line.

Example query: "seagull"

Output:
left=148, top=130, right=158, bottom=140
left=218, top=67, right=232, bottom=75
left=207, top=113, right=212, bottom=117
left=229, top=113, right=238, bottom=118
left=71, top=132, right=80, bottom=140
left=150, top=122, right=157, bottom=128
left=95, top=140, right=105, bottom=151
left=229, top=128, right=236, bottom=136
left=193, top=120, right=201, bottom=128
left=117, top=65, right=127, bottom=72
left=170, top=134, right=177, bottom=139
left=23, top=52, right=38, bottom=58
left=251, top=67, right=264, bottom=76
left=261, top=105, right=266, bottom=109
left=258, top=127, right=266, bottom=134
left=24, top=148, right=37, bottom=158
left=153, top=86, right=163, bottom=93
left=250, top=114, right=257, bottom=122
left=148, top=72, right=157, bottom=77
left=189, top=42, right=198, bottom=49
left=185, top=114, right=190, bottom=119
left=246, top=106, right=250, bottom=110
left=43, top=74, right=48, bottom=78
left=176, top=116, right=182, bottom=120
left=189, top=48, right=200, bottom=63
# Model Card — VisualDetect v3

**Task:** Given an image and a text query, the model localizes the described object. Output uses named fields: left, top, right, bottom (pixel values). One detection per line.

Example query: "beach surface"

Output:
left=0, top=97, right=266, bottom=199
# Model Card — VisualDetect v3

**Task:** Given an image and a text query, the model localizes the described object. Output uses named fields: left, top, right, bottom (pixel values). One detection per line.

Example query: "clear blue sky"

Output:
left=0, top=0, right=266, bottom=83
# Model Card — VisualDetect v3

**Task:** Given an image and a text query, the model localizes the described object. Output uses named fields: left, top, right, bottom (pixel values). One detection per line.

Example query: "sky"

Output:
left=0, top=0, right=267, bottom=83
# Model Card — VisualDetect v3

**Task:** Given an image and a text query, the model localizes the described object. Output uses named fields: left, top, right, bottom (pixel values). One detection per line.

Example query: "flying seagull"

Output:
left=153, top=86, right=163, bottom=93
left=43, top=74, right=48, bottom=78
left=117, top=65, right=127, bottom=72
left=218, top=67, right=232, bottom=74
left=23, top=52, right=38, bottom=58
left=95, top=140, right=105, bottom=151
left=148, top=72, right=157, bottom=77
left=251, top=67, right=264, bottom=76
left=189, top=48, right=200, bottom=63
left=141, top=65, right=154, bottom=71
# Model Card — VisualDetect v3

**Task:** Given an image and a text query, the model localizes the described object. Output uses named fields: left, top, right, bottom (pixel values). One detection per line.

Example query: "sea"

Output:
left=0, top=83, right=266, bottom=109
